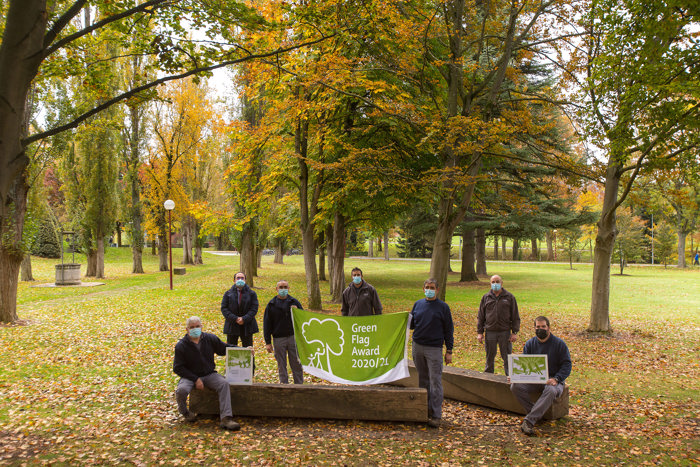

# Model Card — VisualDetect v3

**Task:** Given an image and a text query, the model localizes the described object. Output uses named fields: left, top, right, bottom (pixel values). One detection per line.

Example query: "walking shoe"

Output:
left=520, top=419, right=534, bottom=436
left=427, top=417, right=441, bottom=428
left=183, top=411, right=197, bottom=423
left=220, top=416, right=241, bottom=431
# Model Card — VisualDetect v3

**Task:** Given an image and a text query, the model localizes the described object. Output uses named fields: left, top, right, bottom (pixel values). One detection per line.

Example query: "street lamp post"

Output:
left=164, top=199, right=175, bottom=290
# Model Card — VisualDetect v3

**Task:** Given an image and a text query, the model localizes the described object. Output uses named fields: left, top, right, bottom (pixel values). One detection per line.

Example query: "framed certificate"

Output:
left=508, top=354, right=549, bottom=384
left=225, top=347, right=253, bottom=385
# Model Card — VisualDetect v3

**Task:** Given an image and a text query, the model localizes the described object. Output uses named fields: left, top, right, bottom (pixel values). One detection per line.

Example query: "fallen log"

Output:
left=391, top=364, right=568, bottom=420
left=188, top=383, right=428, bottom=422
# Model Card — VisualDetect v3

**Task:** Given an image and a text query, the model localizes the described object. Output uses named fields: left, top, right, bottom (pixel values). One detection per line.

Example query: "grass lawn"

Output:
left=1, top=248, right=698, bottom=465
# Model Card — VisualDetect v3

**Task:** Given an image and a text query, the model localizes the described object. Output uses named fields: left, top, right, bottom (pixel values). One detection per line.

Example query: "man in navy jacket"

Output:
left=173, top=316, right=240, bottom=430
left=510, top=316, right=571, bottom=435
left=221, top=272, right=259, bottom=347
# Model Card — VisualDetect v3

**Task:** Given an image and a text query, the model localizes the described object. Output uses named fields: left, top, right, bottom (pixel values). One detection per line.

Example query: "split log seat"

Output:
left=189, top=383, right=428, bottom=422
left=391, top=364, right=568, bottom=420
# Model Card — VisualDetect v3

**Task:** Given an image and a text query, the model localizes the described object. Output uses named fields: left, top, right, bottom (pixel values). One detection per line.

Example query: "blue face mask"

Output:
left=188, top=327, right=202, bottom=339
left=352, top=276, right=362, bottom=284
left=491, top=283, right=502, bottom=292
left=235, top=279, right=245, bottom=287
left=278, top=289, right=289, bottom=297
left=424, top=289, right=436, bottom=299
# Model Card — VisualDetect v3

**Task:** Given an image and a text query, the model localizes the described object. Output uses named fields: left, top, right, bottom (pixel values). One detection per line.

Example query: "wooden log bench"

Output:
left=189, top=383, right=428, bottom=422
left=391, top=363, right=568, bottom=420
left=173, top=268, right=186, bottom=275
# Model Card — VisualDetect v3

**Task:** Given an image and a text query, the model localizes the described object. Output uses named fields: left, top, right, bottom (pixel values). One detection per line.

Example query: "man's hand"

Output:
left=195, top=378, right=204, bottom=390
left=444, top=352, right=453, bottom=365
left=236, top=317, right=244, bottom=325
left=546, top=378, right=558, bottom=386
left=477, top=333, right=484, bottom=344
left=265, top=344, right=273, bottom=353
left=506, top=376, right=511, bottom=384
left=509, top=333, right=518, bottom=343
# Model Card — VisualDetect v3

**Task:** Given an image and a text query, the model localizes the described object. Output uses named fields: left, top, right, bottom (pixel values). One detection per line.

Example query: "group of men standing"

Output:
left=173, top=268, right=570, bottom=436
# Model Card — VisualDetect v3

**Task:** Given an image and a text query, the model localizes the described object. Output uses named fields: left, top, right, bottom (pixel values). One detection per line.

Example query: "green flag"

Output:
left=292, top=309, right=410, bottom=385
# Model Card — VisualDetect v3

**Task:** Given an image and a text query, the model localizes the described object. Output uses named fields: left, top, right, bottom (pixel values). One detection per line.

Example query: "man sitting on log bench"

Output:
left=173, top=316, right=241, bottom=431
left=510, top=315, right=571, bottom=436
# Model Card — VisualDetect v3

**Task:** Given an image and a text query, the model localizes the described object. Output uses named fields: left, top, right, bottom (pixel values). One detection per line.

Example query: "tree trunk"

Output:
left=493, top=235, right=499, bottom=260
left=677, top=231, right=687, bottom=268
left=384, top=230, right=390, bottom=261
left=193, top=223, right=203, bottom=265
left=377, top=236, right=382, bottom=252
left=0, top=0, right=46, bottom=323
left=546, top=231, right=554, bottom=261
left=20, top=253, right=33, bottom=281
left=589, top=163, right=621, bottom=332
left=0, top=251, right=22, bottom=322
left=512, top=238, right=519, bottom=261
left=476, top=228, right=487, bottom=275
left=116, top=221, right=122, bottom=247
left=430, top=217, right=455, bottom=297
left=326, top=224, right=334, bottom=295
left=274, top=238, right=284, bottom=264
left=158, top=232, right=168, bottom=271
left=297, top=116, right=322, bottom=309
left=460, top=229, right=478, bottom=282
left=240, top=222, right=255, bottom=287
left=530, top=237, right=539, bottom=261
left=330, top=212, right=346, bottom=303
left=152, top=235, right=157, bottom=256
left=86, top=248, right=97, bottom=277
left=96, top=236, right=105, bottom=279
left=502, top=236, right=507, bottom=258
left=182, top=221, right=194, bottom=265
left=368, top=237, right=374, bottom=257
left=318, top=231, right=326, bottom=281
left=256, top=244, right=262, bottom=271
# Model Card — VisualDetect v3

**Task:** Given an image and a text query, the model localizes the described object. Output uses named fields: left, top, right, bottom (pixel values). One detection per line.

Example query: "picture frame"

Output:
left=508, top=354, right=549, bottom=384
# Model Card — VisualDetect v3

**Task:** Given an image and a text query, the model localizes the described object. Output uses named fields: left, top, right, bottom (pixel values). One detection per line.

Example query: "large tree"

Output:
left=0, top=0, right=332, bottom=322
left=577, top=0, right=700, bottom=331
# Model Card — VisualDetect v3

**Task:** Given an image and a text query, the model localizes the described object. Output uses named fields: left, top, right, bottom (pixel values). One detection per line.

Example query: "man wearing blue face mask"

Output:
left=173, top=316, right=241, bottom=430
left=477, top=274, right=520, bottom=375
left=341, top=267, right=383, bottom=316
left=221, top=272, right=259, bottom=347
left=410, top=278, right=454, bottom=428
left=264, top=280, right=304, bottom=384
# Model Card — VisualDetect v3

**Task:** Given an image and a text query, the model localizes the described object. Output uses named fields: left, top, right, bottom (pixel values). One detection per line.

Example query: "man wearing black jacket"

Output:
left=173, top=316, right=240, bottom=430
left=264, top=280, right=304, bottom=384
left=510, top=316, right=571, bottom=436
left=221, top=272, right=259, bottom=346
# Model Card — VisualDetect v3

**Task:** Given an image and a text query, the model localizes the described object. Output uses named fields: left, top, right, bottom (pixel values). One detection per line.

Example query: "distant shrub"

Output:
left=31, top=216, right=61, bottom=258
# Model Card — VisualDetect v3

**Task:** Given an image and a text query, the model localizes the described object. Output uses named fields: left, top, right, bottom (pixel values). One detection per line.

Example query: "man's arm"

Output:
left=372, top=287, right=383, bottom=315
left=263, top=301, right=273, bottom=345
left=173, top=345, right=199, bottom=382
left=221, top=292, right=236, bottom=322
left=341, top=289, right=349, bottom=316
left=510, top=294, right=521, bottom=334
left=241, top=290, right=259, bottom=323
left=553, top=342, right=572, bottom=383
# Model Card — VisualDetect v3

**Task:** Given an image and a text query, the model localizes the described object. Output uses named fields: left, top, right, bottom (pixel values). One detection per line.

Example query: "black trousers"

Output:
left=226, top=334, right=254, bottom=347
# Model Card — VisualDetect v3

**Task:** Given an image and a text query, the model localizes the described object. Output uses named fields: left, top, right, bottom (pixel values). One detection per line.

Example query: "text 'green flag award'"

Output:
left=292, top=308, right=410, bottom=385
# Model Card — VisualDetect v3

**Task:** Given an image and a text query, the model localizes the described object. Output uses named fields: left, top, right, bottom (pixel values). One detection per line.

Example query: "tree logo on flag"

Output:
left=301, top=318, right=345, bottom=373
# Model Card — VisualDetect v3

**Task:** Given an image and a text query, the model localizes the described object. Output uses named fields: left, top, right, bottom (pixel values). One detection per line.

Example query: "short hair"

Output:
left=276, top=280, right=289, bottom=287
left=186, top=316, right=202, bottom=327
left=351, top=267, right=363, bottom=275
left=423, top=278, right=439, bottom=288
left=235, top=271, right=246, bottom=279
left=534, top=316, right=550, bottom=327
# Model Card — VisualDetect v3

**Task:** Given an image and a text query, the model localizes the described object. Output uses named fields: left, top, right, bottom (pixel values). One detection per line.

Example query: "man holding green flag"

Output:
left=410, top=278, right=454, bottom=428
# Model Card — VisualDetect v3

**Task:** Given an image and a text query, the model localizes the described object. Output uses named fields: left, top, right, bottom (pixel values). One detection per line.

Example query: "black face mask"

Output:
left=535, top=329, right=548, bottom=339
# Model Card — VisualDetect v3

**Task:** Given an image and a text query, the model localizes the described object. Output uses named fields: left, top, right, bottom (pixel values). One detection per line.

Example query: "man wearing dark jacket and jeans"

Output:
left=173, top=316, right=240, bottom=430
left=264, top=280, right=304, bottom=384
left=510, top=316, right=571, bottom=436
left=221, top=272, right=259, bottom=346
left=477, top=274, right=520, bottom=374
left=410, top=278, right=454, bottom=428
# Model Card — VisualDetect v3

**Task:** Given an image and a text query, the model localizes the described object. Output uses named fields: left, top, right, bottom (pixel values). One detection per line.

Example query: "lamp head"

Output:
left=164, top=199, right=175, bottom=210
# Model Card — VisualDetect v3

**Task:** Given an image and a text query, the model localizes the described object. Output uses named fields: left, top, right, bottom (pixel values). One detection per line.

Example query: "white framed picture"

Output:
left=508, top=354, right=549, bottom=384
left=225, top=347, right=253, bottom=385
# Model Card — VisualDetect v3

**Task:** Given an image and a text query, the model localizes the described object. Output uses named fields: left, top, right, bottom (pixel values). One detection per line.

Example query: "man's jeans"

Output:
left=412, top=342, right=444, bottom=419
left=273, top=335, right=303, bottom=384
left=484, top=330, right=511, bottom=375
left=176, top=373, right=232, bottom=420
left=510, top=382, right=564, bottom=425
